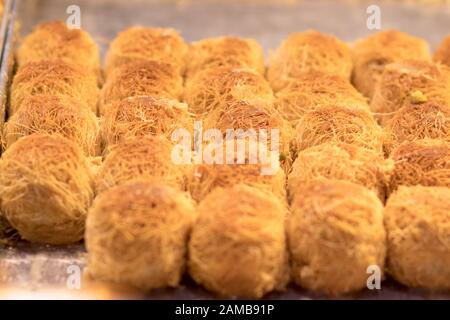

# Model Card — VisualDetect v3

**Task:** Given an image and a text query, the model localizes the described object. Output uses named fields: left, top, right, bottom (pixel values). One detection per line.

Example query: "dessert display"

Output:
left=0, top=2, right=449, bottom=299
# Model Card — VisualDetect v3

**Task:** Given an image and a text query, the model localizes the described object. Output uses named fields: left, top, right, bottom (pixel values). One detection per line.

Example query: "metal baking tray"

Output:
left=0, top=0, right=449, bottom=299
left=0, top=0, right=16, bottom=130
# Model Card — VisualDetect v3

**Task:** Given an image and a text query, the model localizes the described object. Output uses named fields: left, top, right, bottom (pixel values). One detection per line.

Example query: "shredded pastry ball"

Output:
left=0, top=134, right=95, bottom=244
left=85, top=182, right=197, bottom=291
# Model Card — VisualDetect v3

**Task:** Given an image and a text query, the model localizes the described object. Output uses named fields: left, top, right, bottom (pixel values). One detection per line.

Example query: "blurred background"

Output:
left=18, top=0, right=450, bottom=55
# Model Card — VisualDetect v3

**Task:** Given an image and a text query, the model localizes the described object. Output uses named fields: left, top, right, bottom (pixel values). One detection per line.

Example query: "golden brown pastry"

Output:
left=186, top=36, right=265, bottom=79
left=267, top=30, right=352, bottom=92
left=288, top=143, right=391, bottom=201
left=0, top=134, right=94, bottom=244
left=100, top=60, right=183, bottom=110
left=96, top=135, right=187, bottom=194
left=352, top=30, right=430, bottom=98
left=371, top=60, right=450, bottom=124
left=293, top=104, right=384, bottom=154
left=100, top=96, right=192, bottom=149
left=385, top=186, right=450, bottom=290
left=10, top=60, right=99, bottom=114
left=3, top=94, right=99, bottom=156
left=274, top=71, right=368, bottom=126
left=184, top=67, right=273, bottom=115
left=189, top=184, right=289, bottom=298
left=187, top=138, right=286, bottom=202
left=204, top=99, right=292, bottom=169
left=384, top=101, right=450, bottom=154
left=288, top=179, right=386, bottom=295
left=85, top=182, right=197, bottom=291
left=104, top=26, right=188, bottom=76
left=16, top=21, right=101, bottom=79
left=387, top=139, right=450, bottom=195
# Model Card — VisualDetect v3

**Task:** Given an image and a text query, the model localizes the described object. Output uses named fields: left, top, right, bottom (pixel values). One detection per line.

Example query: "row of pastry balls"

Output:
left=85, top=178, right=449, bottom=297
left=0, top=134, right=185, bottom=244
left=7, top=74, right=448, bottom=202
left=102, top=27, right=450, bottom=156
left=1, top=134, right=445, bottom=295
left=15, top=22, right=263, bottom=79
left=0, top=133, right=286, bottom=241
left=3, top=113, right=445, bottom=246
left=102, top=26, right=450, bottom=109
left=7, top=61, right=449, bottom=162
left=288, top=138, right=450, bottom=201
left=107, top=27, right=450, bottom=119
left=16, top=22, right=450, bottom=99
left=183, top=65, right=447, bottom=187
left=15, top=22, right=265, bottom=105
left=287, top=179, right=450, bottom=295
left=8, top=37, right=185, bottom=155
left=11, top=23, right=450, bottom=177
left=3, top=94, right=194, bottom=154
left=1, top=135, right=446, bottom=296
left=100, top=26, right=294, bottom=168
left=9, top=22, right=289, bottom=207
left=20, top=22, right=446, bottom=117
left=7, top=22, right=102, bottom=156
left=85, top=182, right=288, bottom=298
left=1, top=125, right=445, bottom=247
left=5, top=59, right=101, bottom=155
left=0, top=133, right=288, bottom=297
left=99, top=28, right=293, bottom=176
left=16, top=23, right=449, bottom=156
left=287, top=142, right=449, bottom=293
left=102, top=26, right=450, bottom=96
